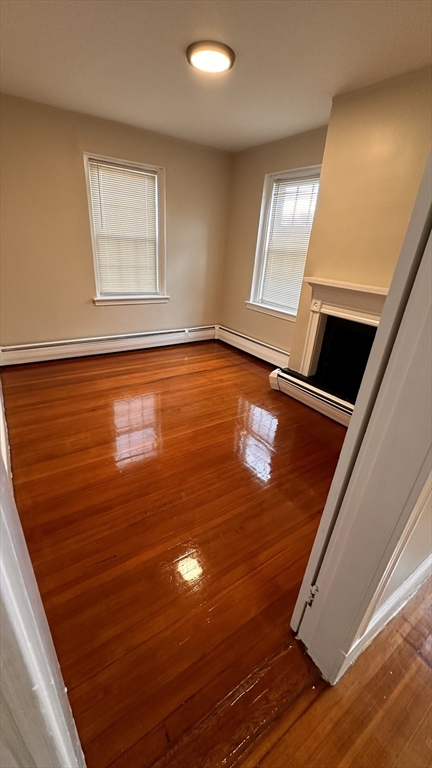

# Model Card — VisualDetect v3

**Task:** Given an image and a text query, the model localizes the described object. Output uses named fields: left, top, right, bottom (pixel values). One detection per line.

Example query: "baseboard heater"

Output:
left=0, top=326, right=217, bottom=365
left=269, top=368, right=353, bottom=426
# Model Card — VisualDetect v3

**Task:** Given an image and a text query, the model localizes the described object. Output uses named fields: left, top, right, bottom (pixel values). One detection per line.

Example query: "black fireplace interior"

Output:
left=283, top=316, right=377, bottom=404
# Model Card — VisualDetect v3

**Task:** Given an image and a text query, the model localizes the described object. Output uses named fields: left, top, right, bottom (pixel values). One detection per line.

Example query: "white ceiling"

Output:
left=1, top=0, right=431, bottom=151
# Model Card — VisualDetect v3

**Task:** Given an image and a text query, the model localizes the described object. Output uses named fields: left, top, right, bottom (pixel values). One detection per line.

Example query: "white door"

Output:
left=292, top=153, right=432, bottom=683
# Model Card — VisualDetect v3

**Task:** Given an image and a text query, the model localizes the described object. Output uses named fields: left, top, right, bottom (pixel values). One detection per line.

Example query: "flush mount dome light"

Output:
left=186, top=41, right=235, bottom=73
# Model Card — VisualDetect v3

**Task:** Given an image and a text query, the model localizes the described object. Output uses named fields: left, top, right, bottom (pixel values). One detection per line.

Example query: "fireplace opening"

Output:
left=313, top=316, right=377, bottom=403
left=283, top=316, right=377, bottom=405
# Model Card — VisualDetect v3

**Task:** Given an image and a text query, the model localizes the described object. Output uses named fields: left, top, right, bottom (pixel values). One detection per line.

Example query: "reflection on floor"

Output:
left=2, top=341, right=346, bottom=768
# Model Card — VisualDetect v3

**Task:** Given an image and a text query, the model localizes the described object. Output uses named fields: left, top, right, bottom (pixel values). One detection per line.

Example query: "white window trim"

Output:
left=93, top=295, right=170, bottom=306
left=83, top=152, right=168, bottom=304
left=245, top=301, right=296, bottom=322
left=249, top=164, right=321, bottom=318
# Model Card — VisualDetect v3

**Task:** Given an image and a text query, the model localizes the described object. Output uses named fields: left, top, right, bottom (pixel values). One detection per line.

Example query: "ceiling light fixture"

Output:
left=186, top=41, right=235, bottom=73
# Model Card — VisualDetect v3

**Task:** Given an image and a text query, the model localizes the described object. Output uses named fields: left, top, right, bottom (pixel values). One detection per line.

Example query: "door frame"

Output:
left=0, top=387, right=86, bottom=767
left=292, top=153, right=432, bottom=682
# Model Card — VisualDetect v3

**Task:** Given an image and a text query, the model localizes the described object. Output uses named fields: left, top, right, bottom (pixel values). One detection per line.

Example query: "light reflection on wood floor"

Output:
left=2, top=341, right=346, bottom=767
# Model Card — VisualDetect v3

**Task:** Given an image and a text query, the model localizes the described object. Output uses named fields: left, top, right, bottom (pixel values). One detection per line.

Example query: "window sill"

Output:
left=245, top=301, right=296, bottom=322
left=93, top=295, right=170, bottom=306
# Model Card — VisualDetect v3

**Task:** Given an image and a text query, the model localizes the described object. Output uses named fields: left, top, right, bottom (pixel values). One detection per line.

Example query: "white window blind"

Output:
left=87, top=158, right=160, bottom=296
left=253, top=172, right=319, bottom=316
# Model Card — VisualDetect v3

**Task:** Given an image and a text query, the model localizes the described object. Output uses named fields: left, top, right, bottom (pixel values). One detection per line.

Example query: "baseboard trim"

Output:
left=0, top=325, right=290, bottom=368
left=216, top=326, right=289, bottom=368
left=0, top=326, right=217, bottom=365
left=271, top=369, right=352, bottom=426
left=337, top=555, right=432, bottom=680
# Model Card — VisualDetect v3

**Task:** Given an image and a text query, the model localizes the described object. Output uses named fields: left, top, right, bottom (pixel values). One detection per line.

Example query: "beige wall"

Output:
left=0, top=94, right=232, bottom=345
left=220, top=128, right=328, bottom=352
left=289, top=69, right=432, bottom=370
left=1, top=70, right=431, bottom=353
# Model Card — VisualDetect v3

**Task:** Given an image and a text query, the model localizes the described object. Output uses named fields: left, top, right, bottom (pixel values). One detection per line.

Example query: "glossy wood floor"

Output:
left=2, top=342, right=346, bottom=768
left=240, top=578, right=432, bottom=768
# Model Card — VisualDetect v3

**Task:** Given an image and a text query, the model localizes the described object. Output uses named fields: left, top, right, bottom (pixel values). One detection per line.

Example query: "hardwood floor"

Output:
left=1, top=341, right=347, bottom=767
left=239, top=579, right=432, bottom=768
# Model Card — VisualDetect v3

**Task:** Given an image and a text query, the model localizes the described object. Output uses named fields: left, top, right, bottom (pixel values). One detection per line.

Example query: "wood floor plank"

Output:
left=150, top=639, right=321, bottom=768
left=240, top=579, right=432, bottom=768
left=1, top=342, right=346, bottom=768
left=85, top=593, right=301, bottom=768
left=69, top=553, right=309, bottom=739
left=54, top=525, right=318, bottom=692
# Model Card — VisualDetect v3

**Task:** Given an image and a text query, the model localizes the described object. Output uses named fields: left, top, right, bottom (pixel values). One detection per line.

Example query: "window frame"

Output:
left=247, top=164, right=321, bottom=320
left=84, top=152, right=168, bottom=305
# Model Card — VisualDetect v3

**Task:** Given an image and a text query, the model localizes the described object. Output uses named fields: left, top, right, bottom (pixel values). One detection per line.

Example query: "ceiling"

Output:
left=1, top=0, right=431, bottom=151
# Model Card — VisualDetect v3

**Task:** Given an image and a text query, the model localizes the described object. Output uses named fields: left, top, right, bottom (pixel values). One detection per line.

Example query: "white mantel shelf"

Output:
left=304, top=277, right=388, bottom=296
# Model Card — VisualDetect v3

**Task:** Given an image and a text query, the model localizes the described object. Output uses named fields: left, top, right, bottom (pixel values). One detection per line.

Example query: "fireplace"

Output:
left=284, top=315, right=377, bottom=401
left=270, top=277, right=387, bottom=424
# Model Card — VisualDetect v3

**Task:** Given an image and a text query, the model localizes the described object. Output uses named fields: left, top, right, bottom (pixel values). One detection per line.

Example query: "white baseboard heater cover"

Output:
left=0, top=326, right=217, bottom=365
left=270, top=368, right=353, bottom=426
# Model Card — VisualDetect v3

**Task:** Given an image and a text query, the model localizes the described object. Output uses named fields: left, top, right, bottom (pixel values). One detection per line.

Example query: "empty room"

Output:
left=0, top=2, right=431, bottom=768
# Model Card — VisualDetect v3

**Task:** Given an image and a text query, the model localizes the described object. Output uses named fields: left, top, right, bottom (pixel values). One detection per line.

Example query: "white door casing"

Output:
left=292, top=152, right=432, bottom=682
left=0, top=385, right=85, bottom=768
left=298, top=233, right=431, bottom=683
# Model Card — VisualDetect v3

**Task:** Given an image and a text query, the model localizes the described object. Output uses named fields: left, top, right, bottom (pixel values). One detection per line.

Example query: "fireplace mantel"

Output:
left=300, top=277, right=388, bottom=376
left=305, top=277, right=388, bottom=296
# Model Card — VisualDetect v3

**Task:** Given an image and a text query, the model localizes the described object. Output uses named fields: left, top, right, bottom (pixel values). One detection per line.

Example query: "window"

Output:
left=85, top=154, right=167, bottom=305
left=248, top=166, right=320, bottom=319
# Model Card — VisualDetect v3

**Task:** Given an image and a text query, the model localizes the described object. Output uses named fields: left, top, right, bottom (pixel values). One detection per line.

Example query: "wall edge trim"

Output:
left=0, top=326, right=217, bottom=365
left=0, top=325, right=290, bottom=367
left=216, top=326, right=290, bottom=368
